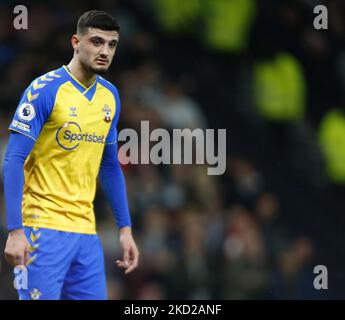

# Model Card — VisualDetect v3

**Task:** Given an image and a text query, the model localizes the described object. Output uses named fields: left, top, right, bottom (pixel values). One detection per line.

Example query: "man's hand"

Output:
left=116, top=227, right=139, bottom=274
left=4, top=229, right=30, bottom=267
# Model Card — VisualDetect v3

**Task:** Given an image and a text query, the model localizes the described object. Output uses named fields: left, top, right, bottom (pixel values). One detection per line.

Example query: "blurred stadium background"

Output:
left=1, top=0, right=345, bottom=299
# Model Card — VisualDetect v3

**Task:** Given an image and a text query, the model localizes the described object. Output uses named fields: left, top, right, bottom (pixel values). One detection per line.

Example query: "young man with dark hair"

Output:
left=3, top=10, right=139, bottom=300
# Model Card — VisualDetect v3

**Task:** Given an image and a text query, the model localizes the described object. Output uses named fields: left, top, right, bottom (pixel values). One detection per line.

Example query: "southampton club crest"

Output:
left=102, top=104, right=112, bottom=123
left=30, top=288, right=42, bottom=300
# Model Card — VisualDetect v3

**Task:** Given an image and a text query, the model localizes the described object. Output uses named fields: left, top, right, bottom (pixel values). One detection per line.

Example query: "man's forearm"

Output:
left=3, top=133, right=34, bottom=231
left=3, top=156, right=25, bottom=230
left=99, top=143, right=132, bottom=228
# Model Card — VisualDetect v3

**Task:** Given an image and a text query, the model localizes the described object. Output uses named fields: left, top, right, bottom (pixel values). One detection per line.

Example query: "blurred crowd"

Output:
left=1, top=0, right=345, bottom=299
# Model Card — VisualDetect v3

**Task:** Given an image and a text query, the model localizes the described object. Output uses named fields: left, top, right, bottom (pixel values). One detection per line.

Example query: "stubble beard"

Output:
left=91, top=66, right=109, bottom=75
left=80, top=58, right=110, bottom=76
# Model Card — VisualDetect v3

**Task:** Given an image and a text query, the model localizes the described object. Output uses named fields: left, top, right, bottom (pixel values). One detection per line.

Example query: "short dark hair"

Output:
left=77, top=10, right=120, bottom=35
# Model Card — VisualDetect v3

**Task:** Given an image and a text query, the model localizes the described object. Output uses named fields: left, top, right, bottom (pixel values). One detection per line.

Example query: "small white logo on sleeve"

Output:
left=18, top=102, right=36, bottom=121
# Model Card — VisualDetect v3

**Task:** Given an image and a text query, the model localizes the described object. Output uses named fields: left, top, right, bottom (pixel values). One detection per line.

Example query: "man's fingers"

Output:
left=24, top=248, right=30, bottom=266
left=123, top=247, right=129, bottom=264
left=116, top=259, right=129, bottom=269
left=124, top=249, right=139, bottom=274
left=124, top=258, right=138, bottom=274
left=5, top=245, right=27, bottom=266
left=117, top=246, right=130, bottom=270
left=4, top=232, right=30, bottom=267
left=116, top=259, right=136, bottom=274
left=124, top=262, right=137, bottom=274
left=116, top=256, right=136, bottom=273
left=5, top=253, right=24, bottom=267
left=16, top=254, right=24, bottom=267
left=117, top=238, right=139, bottom=274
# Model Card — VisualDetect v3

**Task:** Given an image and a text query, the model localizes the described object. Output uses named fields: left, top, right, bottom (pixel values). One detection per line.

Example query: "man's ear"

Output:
left=71, top=34, right=80, bottom=53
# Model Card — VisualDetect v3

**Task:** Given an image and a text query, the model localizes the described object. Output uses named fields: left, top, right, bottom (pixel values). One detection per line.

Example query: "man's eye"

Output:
left=109, top=43, right=117, bottom=48
left=92, top=39, right=101, bottom=45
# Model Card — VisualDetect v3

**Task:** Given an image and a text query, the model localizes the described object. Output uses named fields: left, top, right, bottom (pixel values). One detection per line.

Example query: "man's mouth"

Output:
left=96, top=58, right=108, bottom=65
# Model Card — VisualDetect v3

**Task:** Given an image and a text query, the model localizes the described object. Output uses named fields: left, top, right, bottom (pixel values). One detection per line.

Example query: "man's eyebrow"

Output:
left=89, top=36, right=118, bottom=43
left=89, top=36, right=105, bottom=41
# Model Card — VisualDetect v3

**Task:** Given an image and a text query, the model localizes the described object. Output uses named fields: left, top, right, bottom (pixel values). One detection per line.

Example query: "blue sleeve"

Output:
left=9, top=79, right=54, bottom=141
left=3, top=133, right=35, bottom=231
left=105, top=86, right=121, bottom=145
left=99, top=143, right=132, bottom=228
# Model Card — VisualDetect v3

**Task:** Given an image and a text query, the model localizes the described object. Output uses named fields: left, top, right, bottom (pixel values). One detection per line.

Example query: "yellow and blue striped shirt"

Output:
left=9, top=66, right=121, bottom=234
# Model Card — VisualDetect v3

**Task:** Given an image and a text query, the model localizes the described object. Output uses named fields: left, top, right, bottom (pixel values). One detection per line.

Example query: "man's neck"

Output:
left=66, top=59, right=96, bottom=88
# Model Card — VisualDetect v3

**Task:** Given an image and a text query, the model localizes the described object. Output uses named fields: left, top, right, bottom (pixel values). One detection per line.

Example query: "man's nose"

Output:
left=100, top=44, right=110, bottom=57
